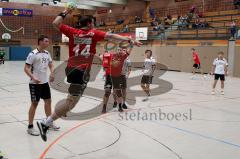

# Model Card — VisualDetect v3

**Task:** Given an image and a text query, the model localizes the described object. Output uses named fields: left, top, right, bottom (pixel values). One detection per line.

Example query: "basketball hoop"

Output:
left=2, top=33, right=11, bottom=42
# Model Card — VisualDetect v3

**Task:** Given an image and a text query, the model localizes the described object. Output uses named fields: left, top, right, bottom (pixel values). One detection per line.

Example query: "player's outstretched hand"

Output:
left=132, top=40, right=142, bottom=47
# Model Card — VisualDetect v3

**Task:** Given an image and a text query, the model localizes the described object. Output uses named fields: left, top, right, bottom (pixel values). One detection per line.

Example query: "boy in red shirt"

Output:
left=102, top=50, right=117, bottom=112
left=102, top=46, right=133, bottom=113
left=192, top=48, right=205, bottom=79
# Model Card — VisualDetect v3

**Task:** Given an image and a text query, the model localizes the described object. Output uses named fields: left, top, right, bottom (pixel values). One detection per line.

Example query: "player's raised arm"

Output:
left=105, top=33, right=142, bottom=47
left=53, top=1, right=77, bottom=31
left=52, top=8, right=73, bottom=31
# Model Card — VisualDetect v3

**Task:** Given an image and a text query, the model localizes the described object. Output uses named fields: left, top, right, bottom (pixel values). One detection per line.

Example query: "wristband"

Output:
left=58, top=12, right=67, bottom=19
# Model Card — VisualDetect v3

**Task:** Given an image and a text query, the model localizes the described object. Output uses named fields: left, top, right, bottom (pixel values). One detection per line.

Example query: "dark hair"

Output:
left=218, top=51, right=224, bottom=55
left=38, top=35, right=48, bottom=45
left=78, top=15, right=95, bottom=28
left=191, top=48, right=195, bottom=51
left=145, top=50, right=152, bottom=56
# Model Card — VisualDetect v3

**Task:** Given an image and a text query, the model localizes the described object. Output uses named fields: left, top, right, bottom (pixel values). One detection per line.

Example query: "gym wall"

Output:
left=234, top=46, right=240, bottom=77
left=129, top=45, right=229, bottom=74
left=0, top=3, right=73, bottom=46
left=58, top=42, right=239, bottom=77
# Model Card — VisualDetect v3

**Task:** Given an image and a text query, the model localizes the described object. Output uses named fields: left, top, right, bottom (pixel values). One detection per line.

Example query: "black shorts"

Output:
left=111, top=75, right=127, bottom=89
left=141, top=75, right=153, bottom=84
left=65, top=67, right=90, bottom=95
left=193, top=63, right=201, bottom=69
left=214, top=74, right=225, bottom=81
left=104, top=75, right=113, bottom=90
left=29, top=83, right=51, bottom=102
left=65, top=67, right=90, bottom=85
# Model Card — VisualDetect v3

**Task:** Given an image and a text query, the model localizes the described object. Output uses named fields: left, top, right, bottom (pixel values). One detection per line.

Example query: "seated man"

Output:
left=0, top=49, right=5, bottom=64
left=234, top=0, right=240, bottom=9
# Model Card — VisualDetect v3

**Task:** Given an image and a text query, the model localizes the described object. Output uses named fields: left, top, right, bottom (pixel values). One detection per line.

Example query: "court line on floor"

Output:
left=1, top=94, right=239, bottom=126
left=193, top=118, right=240, bottom=123
left=150, top=121, right=240, bottom=149
left=105, top=118, right=183, bottom=159
left=65, top=120, right=121, bottom=159
left=38, top=113, right=115, bottom=159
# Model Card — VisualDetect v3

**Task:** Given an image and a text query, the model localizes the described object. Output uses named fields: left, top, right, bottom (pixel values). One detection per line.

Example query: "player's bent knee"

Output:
left=115, top=90, right=122, bottom=98
left=55, top=95, right=80, bottom=117
left=68, top=83, right=87, bottom=96
left=104, top=89, right=111, bottom=97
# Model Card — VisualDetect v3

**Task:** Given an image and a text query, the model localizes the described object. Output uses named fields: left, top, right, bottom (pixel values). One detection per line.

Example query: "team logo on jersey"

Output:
left=74, top=36, right=92, bottom=45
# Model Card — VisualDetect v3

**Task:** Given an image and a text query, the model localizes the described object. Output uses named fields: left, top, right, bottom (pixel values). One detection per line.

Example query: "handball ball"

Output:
left=67, top=1, right=77, bottom=9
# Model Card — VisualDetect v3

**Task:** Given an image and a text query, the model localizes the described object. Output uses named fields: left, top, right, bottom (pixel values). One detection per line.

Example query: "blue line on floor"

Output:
left=151, top=121, right=240, bottom=149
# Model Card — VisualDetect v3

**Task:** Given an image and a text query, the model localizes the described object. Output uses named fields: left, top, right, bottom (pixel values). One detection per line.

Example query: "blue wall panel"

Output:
left=10, top=47, right=32, bottom=61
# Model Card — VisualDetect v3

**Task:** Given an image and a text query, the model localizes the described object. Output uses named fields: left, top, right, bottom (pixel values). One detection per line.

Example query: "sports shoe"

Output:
left=49, top=122, right=60, bottom=131
left=27, top=127, right=40, bottom=136
left=221, top=90, right=225, bottom=95
left=211, top=90, right=215, bottom=95
left=118, top=105, right=124, bottom=112
left=142, top=97, right=149, bottom=102
left=191, top=75, right=196, bottom=80
left=122, top=103, right=128, bottom=109
left=113, top=102, right=117, bottom=108
left=102, top=105, right=107, bottom=114
left=37, top=121, right=49, bottom=142
left=0, top=151, right=4, bottom=159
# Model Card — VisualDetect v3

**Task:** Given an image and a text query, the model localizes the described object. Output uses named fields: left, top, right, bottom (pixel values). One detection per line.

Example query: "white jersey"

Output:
left=213, top=58, right=228, bottom=75
left=143, top=57, right=156, bottom=76
left=26, top=49, right=52, bottom=84
left=121, top=57, right=131, bottom=76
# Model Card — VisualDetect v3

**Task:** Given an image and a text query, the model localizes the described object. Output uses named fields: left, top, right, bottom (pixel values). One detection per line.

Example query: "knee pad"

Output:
left=55, top=95, right=80, bottom=117
left=104, top=89, right=111, bottom=97
left=115, top=89, right=122, bottom=98
left=68, top=83, right=87, bottom=96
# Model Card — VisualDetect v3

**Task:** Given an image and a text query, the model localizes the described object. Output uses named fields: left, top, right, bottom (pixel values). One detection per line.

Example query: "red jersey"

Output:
left=107, top=52, right=129, bottom=77
left=193, top=52, right=200, bottom=64
left=60, top=24, right=106, bottom=69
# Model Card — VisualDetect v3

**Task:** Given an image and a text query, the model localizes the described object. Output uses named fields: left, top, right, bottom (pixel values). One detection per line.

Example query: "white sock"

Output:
left=45, top=116, right=53, bottom=126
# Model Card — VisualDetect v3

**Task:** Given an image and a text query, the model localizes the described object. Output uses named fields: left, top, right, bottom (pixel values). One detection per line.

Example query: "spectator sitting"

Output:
left=167, top=15, right=172, bottom=20
left=190, top=5, right=196, bottom=14
left=197, top=12, right=203, bottom=18
left=135, top=16, right=143, bottom=23
left=230, top=20, right=237, bottom=39
left=107, top=28, right=114, bottom=33
left=155, top=16, right=161, bottom=23
left=153, top=22, right=160, bottom=31
left=151, top=18, right=158, bottom=26
left=234, top=0, right=240, bottom=9
left=202, top=20, right=209, bottom=28
left=149, top=7, right=155, bottom=18
left=117, top=19, right=124, bottom=25
left=192, top=19, right=200, bottom=29
left=99, top=21, right=106, bottom=26
left=122, top=25, right=129, bottom=33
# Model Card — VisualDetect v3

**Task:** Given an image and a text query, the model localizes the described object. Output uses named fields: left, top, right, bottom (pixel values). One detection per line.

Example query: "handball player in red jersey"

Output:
left=37, top=7, right=142, bottom=142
